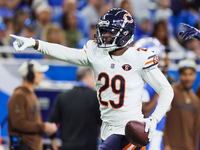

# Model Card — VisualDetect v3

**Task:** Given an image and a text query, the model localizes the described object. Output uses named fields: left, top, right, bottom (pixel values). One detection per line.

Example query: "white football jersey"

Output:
left=37, top=39, right=173, bottom=140
left=84, top=40, right=158, bottom=139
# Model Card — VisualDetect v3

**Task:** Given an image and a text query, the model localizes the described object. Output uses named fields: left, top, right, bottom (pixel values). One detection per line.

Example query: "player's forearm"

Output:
left=34, top=40, right=90, bottom=66
left=142, top=68, right=174, bottom=122
left=151, top=86, right=173, bottom=122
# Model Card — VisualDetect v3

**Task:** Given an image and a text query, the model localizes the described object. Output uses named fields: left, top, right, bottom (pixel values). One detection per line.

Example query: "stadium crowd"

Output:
left=0, top=0, right=199, bottom=60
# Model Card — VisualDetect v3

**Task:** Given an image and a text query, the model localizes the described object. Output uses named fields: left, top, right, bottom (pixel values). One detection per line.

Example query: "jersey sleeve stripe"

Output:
left=143, top=62, right=158, bottom=69
left=122, top=143, right=133, bottom=150
left=145, top=60, right=154, bottom=65
left=83, top=48, right=87, bottom=53
left=148, top=54, right=156, bottom=59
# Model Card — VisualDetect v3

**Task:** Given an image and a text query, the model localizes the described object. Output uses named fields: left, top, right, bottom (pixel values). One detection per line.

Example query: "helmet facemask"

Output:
left=95, top=25, right=134, bottom=52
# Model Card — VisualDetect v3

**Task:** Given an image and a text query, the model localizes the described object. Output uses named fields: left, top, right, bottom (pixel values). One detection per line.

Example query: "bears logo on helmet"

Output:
left=95, top=8, right=136, bottom=52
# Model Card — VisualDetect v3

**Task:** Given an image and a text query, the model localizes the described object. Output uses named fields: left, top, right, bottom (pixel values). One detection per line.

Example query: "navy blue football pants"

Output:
left=98, top=134, right=146, bottom=150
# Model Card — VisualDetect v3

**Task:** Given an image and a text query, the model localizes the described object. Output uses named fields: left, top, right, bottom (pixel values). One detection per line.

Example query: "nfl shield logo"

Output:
left=111, top=63, right=115, bottom=69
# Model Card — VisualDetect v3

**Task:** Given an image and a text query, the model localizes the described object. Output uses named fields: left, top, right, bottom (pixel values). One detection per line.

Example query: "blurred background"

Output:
left=0, top=0, right=200, bottom=149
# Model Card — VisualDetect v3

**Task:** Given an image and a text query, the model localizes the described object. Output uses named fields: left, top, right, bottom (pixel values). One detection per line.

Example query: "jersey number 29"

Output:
left=98, top=72, right=125, bottom=109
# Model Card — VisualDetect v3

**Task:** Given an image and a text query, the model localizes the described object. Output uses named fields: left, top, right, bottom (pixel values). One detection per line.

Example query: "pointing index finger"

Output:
left=180, top=23, right=192, bottom=29
left=10, top=34, right=20, bottom=39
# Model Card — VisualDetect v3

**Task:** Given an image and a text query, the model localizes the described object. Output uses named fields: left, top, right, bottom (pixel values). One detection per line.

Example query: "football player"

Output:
left=179, top=23, right=200, bottom=41
left=10, top=8, right=174, bottom=150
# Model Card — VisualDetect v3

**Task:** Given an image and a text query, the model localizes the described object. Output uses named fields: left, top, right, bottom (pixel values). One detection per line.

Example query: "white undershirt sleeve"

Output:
left=142, top=67, right=174, bottom=123
left=36, top=40, right=90, bottom=66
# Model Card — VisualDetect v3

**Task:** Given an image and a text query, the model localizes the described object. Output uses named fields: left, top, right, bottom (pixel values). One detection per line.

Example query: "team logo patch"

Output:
left=153, top=55, right=159, bottom=64
left=122, top=64, right=132, bottom=71
left=111, top=63, right=115, bottom=69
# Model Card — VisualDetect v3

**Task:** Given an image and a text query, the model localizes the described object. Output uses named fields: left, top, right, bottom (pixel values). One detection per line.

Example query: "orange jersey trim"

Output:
left=123, top=143, right=132, bottom=150
left=123, top=143, right=146, bottom=150
left=83, top=48, right=87, bottom=53
left=145, top=60, right=153, bottom=65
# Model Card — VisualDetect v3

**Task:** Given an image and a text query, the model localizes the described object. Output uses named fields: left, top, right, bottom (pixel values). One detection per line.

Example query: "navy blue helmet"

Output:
left=95, top=8, right=136, bottom=52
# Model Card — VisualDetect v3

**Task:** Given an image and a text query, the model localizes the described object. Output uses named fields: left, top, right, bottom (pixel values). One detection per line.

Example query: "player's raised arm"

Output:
left=10, top=34, right=90, bottom=66
left=179, top=23, right=200, bottom=41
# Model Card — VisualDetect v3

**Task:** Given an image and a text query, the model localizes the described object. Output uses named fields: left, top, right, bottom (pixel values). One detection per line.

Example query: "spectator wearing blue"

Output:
left=48, top=0, right=87, bottom=10
left=77, top=24, right=96, bottom=48
left=2, top=17, right=15, bottom=46
left=0, top=18, right=13, bottom=58
left=51, top=0, right=89, bottom=38
left=0, top=0, right=14, bottom=18
left=154, top=0, right=176, bottom=37
left=134, top=10, right=153, bottom=41
left=81, top=0, right=105, bottom=29
left=0, top=18, right=6, bottom=46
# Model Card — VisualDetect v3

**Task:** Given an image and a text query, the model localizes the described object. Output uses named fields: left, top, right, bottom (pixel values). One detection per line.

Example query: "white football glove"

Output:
left=143, top=116, right=157, bottom=141
left=10, top=34, right=36, bottom=52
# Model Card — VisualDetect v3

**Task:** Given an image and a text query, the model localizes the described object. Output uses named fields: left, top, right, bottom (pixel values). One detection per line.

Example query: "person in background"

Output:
left=3, top=17, right=14, bottom=46
left=12, top=10, right=29, bottom=35
left=154, top=0, right=175, bottom=37
left=7, top=60, right=57, bottom=150
left=0, top=17, right=13, bottom=58
left=77, top=24, right=96, bottom=48
left=52, top=0, right=89, bottom=38
left=21, top=18, right=37, bottom=38
left=184, top=37, right=200, bottom=60
left=163, top=59, right=200, bottom=150
left=42, top=23, right=66, bottom=59
left=0, top=18, right=6, bottom=46
left=48, top=67, right=101, bottom=150
left=98, top=3, right=113, bottom=19
left=134, top=10, right=153, bottom=41
left=0, top=18, right=11, bottom=58
left=34, top=2, right=52, bottom=39
left=81, top=0, right=105, bottom=27
left=43, top=23, right=66, bottom=45
left=152, top=20, right=185, bottom=53
left=62, top=11, right=82, bottom=48
left=0, top=0, right=14, bottom=18
left=120, top=0, right=134, bottom=17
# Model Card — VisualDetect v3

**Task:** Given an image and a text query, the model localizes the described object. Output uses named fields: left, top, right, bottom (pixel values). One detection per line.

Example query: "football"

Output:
left=125, top=120, right=149, bottom=147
